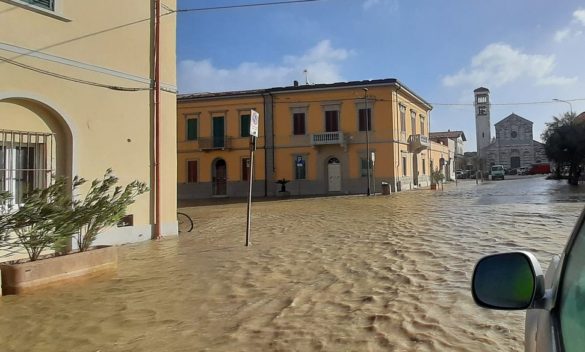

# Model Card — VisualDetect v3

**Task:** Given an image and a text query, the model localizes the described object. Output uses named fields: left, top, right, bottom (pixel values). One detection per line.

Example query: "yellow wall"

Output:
left=176, top=81, right=433, bottom=196
left=1, top=0, right=177, bottom=248
left=177, top=95, right=266, bottom=184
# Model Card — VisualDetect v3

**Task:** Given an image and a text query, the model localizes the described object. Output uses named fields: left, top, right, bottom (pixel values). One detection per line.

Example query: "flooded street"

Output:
left=1, top=177, right=584, bottom=352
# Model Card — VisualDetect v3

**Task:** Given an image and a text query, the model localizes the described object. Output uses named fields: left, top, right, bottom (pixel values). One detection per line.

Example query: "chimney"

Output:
left=293, top=80, right=299, bottom=87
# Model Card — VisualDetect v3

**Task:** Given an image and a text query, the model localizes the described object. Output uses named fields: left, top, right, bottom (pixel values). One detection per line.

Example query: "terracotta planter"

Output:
left=430, top=184, right=437, bottom=190
left=0, top=246, right=117, bottom=295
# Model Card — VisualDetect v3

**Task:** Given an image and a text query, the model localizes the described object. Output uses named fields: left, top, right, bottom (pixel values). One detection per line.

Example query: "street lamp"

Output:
left=553, top=98, right=573, bottom=114
left=364, top=88, right=371, bottom=196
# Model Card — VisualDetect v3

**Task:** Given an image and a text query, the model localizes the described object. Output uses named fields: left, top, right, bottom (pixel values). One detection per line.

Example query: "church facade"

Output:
left=482, top=113, right=547, bottom=170
left=474, top=87, right=548, bottom=171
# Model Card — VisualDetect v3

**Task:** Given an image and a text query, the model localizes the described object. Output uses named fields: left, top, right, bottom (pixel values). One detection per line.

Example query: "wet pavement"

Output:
left=0, top=176, right=583, bottom=351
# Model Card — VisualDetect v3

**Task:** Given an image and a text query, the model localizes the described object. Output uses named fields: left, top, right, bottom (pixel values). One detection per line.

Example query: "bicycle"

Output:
left=177, top=211, right=194, bottom=233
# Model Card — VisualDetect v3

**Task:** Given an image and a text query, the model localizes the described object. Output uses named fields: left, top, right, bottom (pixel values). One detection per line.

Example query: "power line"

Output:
left=173, top=0, right=322, bottom=13
left=0, top=55, right=150, bottom=92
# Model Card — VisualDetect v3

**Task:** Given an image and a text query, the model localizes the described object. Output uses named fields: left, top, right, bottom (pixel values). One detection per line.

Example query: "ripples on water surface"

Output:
left=0, top=177, right=583, bottom=351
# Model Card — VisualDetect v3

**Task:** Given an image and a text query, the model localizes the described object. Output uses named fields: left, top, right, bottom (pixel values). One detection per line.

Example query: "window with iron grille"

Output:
left=402, top=156, right=407, bottom=176
left=20, top=0, right=55, bottom=11
left=1, top=130, right=54, bottom=205
left=420, top=115, right=425, bottom=135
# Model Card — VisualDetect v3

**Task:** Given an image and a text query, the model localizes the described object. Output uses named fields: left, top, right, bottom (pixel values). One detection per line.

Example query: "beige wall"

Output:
left=1, top=0, right=177, bottom=259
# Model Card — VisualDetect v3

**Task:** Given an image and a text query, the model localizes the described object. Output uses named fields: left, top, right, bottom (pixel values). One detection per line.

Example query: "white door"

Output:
left=328, top=159, right=341, bottom=192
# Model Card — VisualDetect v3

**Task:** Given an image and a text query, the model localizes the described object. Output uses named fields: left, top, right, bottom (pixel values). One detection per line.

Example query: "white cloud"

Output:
left=554, top=28, right=571, bottom=42
left=178, top=40, right=351, bottom=93
left=574, top=8, right=585, bottom=26
left=442, top=43, right=577, bottom=88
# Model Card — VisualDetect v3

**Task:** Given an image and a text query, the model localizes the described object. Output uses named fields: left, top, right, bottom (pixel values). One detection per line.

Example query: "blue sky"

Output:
left=175, top=0, right=585, bottom=151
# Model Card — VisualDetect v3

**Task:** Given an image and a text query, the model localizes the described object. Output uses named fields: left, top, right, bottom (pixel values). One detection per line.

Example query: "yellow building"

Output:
left=178, top=79, right=436, bottom=198
left=1, top=0, right=177, bottom=259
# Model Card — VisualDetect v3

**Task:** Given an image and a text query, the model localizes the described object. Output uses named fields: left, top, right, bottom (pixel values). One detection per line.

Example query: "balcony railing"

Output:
left=198, top=136, right=232, bottom=151
left=311, top=132, right=344, bottom=146
left=408, top=134, right=429, bottom=152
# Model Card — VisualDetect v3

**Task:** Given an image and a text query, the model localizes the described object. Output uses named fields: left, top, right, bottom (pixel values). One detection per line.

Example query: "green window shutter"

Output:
left=187, top=119, right=197, bottom=140
left=241, top=114, right=251, bottom=137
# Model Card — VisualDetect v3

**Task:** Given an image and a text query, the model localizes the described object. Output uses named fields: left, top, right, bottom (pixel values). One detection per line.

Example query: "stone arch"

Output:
left=0, top=94, right=75, bottom=182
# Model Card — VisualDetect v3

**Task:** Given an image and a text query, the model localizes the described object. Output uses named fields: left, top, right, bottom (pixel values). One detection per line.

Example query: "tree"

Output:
left=542, top=112, right=585, bottom=185
left=0, top=178, right=82, bottom=261
left=72, top=169, right=148, bottom=251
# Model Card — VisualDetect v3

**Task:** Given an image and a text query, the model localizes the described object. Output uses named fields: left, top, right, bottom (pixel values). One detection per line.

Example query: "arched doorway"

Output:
left=212, top=158, right=227, bottom=196
left=0, top=96, right=73, bottom=203
left=327, top=157, right=341, bottom=192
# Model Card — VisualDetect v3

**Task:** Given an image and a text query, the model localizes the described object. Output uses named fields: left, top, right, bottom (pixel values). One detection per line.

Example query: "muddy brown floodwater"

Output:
left=1, top=177, right=584, bottom=352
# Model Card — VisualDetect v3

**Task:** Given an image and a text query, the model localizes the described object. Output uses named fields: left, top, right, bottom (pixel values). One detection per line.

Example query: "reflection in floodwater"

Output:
left=0, top=177, right=583, bottom=351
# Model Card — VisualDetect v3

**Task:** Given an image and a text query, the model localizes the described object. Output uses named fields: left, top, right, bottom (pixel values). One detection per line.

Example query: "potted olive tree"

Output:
left=0, top=169, right=147, bottom=295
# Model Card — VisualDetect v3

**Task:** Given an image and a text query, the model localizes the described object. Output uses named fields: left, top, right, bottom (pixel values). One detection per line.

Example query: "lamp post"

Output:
left=553, top=98, right=573, bottom=114
left=364, top=88, right=371, bottom=196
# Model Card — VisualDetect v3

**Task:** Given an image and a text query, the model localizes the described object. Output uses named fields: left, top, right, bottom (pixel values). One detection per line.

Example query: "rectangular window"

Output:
left=411, top=110, right=417, bottom=134
left=402, top=156, right=407, bottom=176
left=186, top=118, right=198, bottom=141
left=400, top=105, right=406, bottom=132
left=240, top=114, right=251, bottom=137
left=420, top=115, right=425, bottom=135
left=325, top=110, right=339, bottom=132
left=21, top=0, right=55, bottom=11
left=360, top=158, right=373, bottom=177
left=293, top=113, right=306, bottom=135
left=187, top=160, right=198, bottom=183
left=242, top=158, right=250, bottom=181
left=295, top=156, right=306, bottom=180
left=1, top=130, right=53, bottom=205
left=422, top=159, right=426, bottom=175
left=358, top=108, right=371, bottom=132
left=478, top=106, right=487, bottom=115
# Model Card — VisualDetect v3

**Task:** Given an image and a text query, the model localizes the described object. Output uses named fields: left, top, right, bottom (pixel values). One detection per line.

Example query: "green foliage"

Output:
left=0, top=169, right=148, bottom=262
left=431, top=169, right=445, bottom=184
left=72, top=169, right=148, bottom=251
left=0, top=178, right=81, bottom=261
left=542, top=112, right=585, bottom=185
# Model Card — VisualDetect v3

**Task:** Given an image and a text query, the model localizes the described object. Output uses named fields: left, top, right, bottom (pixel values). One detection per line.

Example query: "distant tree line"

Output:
left=542, top=112, right=585, bottom=185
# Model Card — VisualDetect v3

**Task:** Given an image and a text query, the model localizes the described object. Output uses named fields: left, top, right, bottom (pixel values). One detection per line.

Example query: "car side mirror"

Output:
left=472, top=252, right=545, bottom=310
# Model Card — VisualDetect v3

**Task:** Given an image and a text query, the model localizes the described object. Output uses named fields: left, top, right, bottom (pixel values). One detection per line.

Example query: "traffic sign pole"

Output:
left=246, top=109, right=259, bottom=247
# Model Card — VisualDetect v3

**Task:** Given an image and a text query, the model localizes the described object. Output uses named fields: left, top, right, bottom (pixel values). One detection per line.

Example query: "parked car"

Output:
left=517, top=167, right=528, bottom=175
left=471, top=206, right=585, bottom=351
left=490, top=165, right=505, bottom=180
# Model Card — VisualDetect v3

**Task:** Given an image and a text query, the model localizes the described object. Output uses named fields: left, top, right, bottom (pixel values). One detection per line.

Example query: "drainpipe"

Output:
left=395, top=84, right=402, bottom=191
left=153, top=0, right=162, bottom=240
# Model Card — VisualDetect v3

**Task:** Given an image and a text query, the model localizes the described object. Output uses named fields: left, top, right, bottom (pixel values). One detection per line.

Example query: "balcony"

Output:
left=408, top=134, right=429, bottom=152
left=311, top=132, right=344, bottom=147
left=198, top=136, right=232, bottom=151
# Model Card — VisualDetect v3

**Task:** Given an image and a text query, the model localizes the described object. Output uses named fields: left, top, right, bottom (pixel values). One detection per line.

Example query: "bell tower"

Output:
left=474, top=87, right=491, bottom=158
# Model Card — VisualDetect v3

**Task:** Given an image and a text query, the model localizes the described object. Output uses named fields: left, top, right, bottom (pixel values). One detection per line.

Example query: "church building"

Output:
left=474, top=88, right=547, bottom=170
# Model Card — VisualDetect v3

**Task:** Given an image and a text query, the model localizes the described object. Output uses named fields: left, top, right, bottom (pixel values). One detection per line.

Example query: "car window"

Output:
left=559, top=217, right=585, bottom=352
